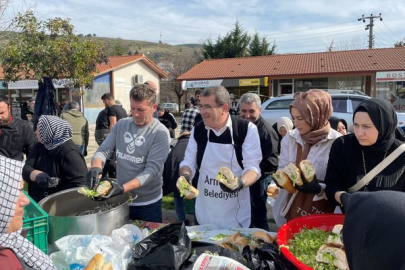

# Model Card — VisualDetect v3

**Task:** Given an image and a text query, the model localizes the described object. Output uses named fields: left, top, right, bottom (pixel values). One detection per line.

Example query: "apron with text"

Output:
left=195, top=129, right=251, bottom=228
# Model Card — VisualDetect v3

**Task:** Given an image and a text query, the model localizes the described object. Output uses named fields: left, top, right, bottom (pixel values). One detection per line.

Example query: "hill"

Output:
left=0, top=31, right=203, bottom=64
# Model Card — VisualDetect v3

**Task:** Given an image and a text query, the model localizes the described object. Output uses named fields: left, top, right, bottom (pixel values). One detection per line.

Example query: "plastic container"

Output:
left=276, top=214, right=345, bottom=270
left=22, top=192, right=49, bottom=254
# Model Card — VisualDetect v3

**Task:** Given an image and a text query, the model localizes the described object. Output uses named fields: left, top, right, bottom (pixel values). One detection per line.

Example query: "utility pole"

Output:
left=358, top=13, right=383, bottom=49
left=159, top=31, right=163, bottom=44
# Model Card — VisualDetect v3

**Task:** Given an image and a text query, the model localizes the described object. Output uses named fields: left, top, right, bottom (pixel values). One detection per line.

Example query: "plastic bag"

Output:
left=245, top=243, right=296, bottom=270
left=129, top=223, right=191, bottom=270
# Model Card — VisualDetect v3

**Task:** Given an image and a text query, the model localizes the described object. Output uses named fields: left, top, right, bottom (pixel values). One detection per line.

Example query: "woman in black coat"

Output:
left=325, top=99, right=405, bottom=206
left=22, top=115, right=87, bottom=202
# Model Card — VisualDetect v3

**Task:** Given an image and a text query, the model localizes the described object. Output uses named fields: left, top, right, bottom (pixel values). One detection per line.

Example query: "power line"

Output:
left=381, top=21, right=402, bottom=41
left=269, top=26, right=364, bottom=40
left=275, top=29, right=364, bottom=44
left=358, top=13, right=383, bottom=49
left=375, top=24, right=398, bottom=43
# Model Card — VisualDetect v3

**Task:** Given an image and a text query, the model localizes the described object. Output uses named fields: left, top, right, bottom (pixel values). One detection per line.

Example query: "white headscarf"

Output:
left=277, top=117, right=293, bottom=133
left=0, top=155, right=56, bottom=270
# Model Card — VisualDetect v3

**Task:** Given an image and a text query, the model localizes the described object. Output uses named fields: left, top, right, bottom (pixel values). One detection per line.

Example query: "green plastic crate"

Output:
left=22, top=192, right=48, bottom=254
left=184, top=198, right=195, bottom=214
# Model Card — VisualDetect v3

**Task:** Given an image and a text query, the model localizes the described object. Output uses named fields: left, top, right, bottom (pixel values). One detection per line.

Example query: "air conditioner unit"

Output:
left=132, top=74, right=143, bottom=85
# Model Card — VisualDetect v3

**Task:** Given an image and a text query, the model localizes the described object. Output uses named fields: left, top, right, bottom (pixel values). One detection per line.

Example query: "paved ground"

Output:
left=85, top=117, right=279, bottom=232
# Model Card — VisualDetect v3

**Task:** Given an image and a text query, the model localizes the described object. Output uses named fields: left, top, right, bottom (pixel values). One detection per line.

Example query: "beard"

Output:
left=0, top=115, right=11, bottom=126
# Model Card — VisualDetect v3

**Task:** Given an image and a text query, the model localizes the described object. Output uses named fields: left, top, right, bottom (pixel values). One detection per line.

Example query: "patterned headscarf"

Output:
left=0, top=155, right=56, bottom=270
left=290, top=89, right=333, bottom=161
left=38, top=115, right=72, bottom=150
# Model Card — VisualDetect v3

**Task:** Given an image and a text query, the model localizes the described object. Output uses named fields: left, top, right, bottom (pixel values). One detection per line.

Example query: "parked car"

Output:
left=161, top=103, right=179, bottom=112
left=261, top=90, right=405, bottom=128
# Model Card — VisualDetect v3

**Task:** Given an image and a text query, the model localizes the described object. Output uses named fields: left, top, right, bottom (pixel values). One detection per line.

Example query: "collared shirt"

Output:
left=180, top=115, right=262, bottom=179
left=180, top=107, right=199, bottom=133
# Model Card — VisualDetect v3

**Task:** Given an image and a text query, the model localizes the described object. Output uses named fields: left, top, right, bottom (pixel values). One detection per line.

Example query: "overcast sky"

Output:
left=5, top=0, right=405, bottom=54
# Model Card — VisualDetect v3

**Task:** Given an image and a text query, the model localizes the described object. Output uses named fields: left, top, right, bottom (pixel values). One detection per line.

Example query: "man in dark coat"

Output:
left=157, top=105, right=178, bottom=138
left=0, top=96, right=36, bottom=161
left=162, top=132, right=191, bottom=223
left=239, top=93, right=279, bottom=231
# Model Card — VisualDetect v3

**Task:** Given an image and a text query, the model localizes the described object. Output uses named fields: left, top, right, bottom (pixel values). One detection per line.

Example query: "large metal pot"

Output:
left=39, top=187, right=130, bottom=251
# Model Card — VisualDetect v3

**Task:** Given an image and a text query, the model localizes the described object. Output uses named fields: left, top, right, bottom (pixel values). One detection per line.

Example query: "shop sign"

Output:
left=185, top=79, right=223, bottom=89
left=376, top=71, right=405, bottom=82
left=7, top=79, right=72, bottom=89
left=239, top=78, right=260, bottom=86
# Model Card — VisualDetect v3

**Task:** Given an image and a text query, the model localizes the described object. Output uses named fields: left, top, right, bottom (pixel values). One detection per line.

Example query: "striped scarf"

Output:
left=38, top=115, right=72, bottom=150
left=0, top=155, right=56, bottom=270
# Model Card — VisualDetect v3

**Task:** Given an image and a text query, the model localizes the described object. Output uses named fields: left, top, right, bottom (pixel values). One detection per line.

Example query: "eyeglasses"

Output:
left=197, top=104, right=223, bottom=110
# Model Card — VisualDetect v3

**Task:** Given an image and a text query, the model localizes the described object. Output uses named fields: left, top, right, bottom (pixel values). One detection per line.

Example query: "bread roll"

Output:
left=316, top=245, right=349, bottom=270
left=176, top=176, right=199, bottom=199
left=216, top=166, right=239, bottom=189
left=84, top=253, right=104, bottom=270
left=299, top=160, right=315, bottom=182
left=272, top=169, right=297, bottom=193
left=283, top=163, right=303, bottom=186
left=96, top=181, right=112, bottom=196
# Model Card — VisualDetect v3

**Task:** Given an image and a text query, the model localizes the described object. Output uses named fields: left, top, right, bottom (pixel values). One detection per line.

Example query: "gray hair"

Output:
left=129, top=84, right=156, bottom=105
left=65, top=101, right=80, bottom=111
left=240, top=93, right=261, bottom=107
left=201, top=86, right=230, bottom=108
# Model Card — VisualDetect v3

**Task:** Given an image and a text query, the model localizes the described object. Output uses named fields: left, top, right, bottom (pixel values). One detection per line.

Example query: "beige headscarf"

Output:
left=290, top=89, right=332, bottom=162
left=277, top=117, right=294, bottom=133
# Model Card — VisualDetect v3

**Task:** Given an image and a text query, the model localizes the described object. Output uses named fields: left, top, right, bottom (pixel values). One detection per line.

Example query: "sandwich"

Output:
left=176, top=176, right=199, bottom=199
left=327, top=224, right=344, bottom=248
left=216, top=166, right=239, bottom=190
left=78, top=181, right=112, bottom=198
left=299, top=160, right=315, bottom=182
left=315, top=245, right=349, bottom=270
left=250, top=231, right=274, bottom=250
left=221, top=232, right=248, bottom=253
left=283, top=163, right=303, bottom=186
left=267, top=185, right=280, bottom=198
left=272, top=169, right=297, bottom=194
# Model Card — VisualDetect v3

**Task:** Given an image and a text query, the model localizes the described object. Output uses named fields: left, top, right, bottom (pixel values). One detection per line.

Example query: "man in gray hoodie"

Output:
left=61, top=101, right=89, bottom=155
left=87, top=84, right=170, bottom=222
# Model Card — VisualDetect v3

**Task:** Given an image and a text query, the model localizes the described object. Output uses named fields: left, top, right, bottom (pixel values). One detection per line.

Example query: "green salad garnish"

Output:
left=289, top=227, right=337, bottom=270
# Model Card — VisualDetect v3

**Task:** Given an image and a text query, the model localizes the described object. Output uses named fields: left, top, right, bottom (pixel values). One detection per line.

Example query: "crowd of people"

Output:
left=1, top=83, right=405, bottom=269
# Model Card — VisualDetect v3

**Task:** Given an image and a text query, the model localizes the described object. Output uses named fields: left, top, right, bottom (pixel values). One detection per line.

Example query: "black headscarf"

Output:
left=354, top=99, right=397, bottom=153
left=329, top=116, right=347, bottom=131
left=341, top=191, right=405, bottom=270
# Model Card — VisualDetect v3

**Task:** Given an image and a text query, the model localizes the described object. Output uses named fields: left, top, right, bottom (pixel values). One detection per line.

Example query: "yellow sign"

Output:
left=239, top=78, right=260, bottom=86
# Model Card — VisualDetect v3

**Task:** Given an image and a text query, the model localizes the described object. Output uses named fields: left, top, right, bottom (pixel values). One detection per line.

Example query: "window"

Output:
left=351, top=98, right=367, bottom=111
left=265, top=99, right=293, bottom=110
left=331, top=98, right=348, bottom=113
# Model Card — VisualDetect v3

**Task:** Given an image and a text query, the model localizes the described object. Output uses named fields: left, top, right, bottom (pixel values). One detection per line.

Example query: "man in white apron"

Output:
left=179, top=86, right=262, bottom=229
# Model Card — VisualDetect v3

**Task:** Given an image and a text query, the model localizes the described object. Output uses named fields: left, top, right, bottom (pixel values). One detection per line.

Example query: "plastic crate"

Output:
left=184, top=198, right=195, bottom=214
left=22, top=192, right=49, bottom=254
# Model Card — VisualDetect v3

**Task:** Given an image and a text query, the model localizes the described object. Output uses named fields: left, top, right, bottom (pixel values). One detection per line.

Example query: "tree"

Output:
left=248, top=32, right=276, bottom=56
left=203, top=21, right=250, bottom=59
left=113, top=38, right=126, bottom=56
left=161, top=54, right=201, bottom=112
left=203, top=21, right=277, bottom=59
left=395, top=39, right=405, bottom=47
left=0, top=11, right=107, bottom=87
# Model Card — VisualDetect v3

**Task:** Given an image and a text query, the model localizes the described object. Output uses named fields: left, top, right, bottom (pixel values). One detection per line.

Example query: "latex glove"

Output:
left=182, top=174, right=191, bottom=184
left=36, top=173, right=59, bottom=188
left=296, top=177, right=322, bottom=194
left=95, top=181, right=124, bottom=201
left=219, top=177, right=244, bottom=193
left=86, top=167, right=102, bottom=189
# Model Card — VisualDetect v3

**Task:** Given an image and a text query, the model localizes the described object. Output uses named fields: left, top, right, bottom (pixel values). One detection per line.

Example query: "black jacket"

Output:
left=254, top=116, right=279, bottom=179
left=22, top=140, right=87, bottom=202
left=0, top=118, right=36, bottom=161
left=158, top=111, right=178, bottom=138
left=162, top=134, right=190, bottom=196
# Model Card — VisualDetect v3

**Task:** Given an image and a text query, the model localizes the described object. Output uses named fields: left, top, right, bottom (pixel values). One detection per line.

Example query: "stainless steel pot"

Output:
left=39, top=187, right=130, bottom=251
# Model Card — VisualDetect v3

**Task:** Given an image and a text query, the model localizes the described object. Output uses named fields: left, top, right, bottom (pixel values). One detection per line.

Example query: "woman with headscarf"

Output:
left=341, top=191, right=405, bottom=269
left=22, top=115, right=87, bottom=202
left=0, top=155, right=57, bottom=269
left=328, top=116, right=347, bottom=135
left=272, top=117, right=294, bottom=153
left=273, top=89, right=341, bottom=226
left=325, top=99, right=405, bottom=206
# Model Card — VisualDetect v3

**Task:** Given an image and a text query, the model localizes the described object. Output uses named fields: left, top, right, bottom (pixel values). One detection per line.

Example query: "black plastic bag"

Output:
left=129, top=223, right=191, bottom=270
left=244, top=243, right=296, bottom=270
left=181, top=241, right=249, bottom=270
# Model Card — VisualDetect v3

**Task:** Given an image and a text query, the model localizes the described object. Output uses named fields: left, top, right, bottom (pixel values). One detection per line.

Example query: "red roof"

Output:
left=178, top=47, right=405, bottom=80
left=96, top=54, right=168, bottom=77
left=0, top=54, right=167, bottom=80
